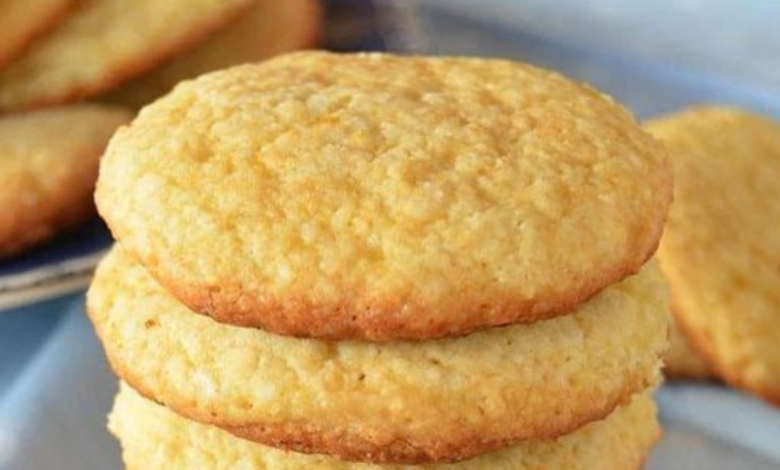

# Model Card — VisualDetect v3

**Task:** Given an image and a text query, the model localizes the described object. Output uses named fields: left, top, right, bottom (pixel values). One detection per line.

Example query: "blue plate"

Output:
left=0, top=219, right=112, bottom=312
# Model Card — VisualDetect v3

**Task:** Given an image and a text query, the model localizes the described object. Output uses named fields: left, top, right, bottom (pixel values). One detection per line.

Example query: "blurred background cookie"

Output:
left=647, top=106, right=780, bottom=406
left=665, top=323, right=712, bottom=380
left=105, top=0, right=321, bottom=109
left=0, top=0, right=254, bottom=111
left=0, top=0, right=76, bottom=71
left=0, top=105, right=130, bottom=260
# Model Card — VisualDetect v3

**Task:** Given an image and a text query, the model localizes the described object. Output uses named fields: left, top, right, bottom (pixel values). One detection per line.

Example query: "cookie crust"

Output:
left=110, top=383, right=661, bottom=470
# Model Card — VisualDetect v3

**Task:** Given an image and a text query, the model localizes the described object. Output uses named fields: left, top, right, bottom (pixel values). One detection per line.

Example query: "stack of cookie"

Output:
left=88, top=52, right=672, bottom=470
left=0, top=0, right=318, bottom=260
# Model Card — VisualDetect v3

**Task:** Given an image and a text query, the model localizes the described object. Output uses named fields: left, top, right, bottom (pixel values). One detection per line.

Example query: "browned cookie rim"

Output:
left=120, top=226, right=665, bottom=342
left=672, top=301, right=780, bottom=407
left=112, top=371, right=655, bottom=465
left=112, top=382, right=662, bottom=470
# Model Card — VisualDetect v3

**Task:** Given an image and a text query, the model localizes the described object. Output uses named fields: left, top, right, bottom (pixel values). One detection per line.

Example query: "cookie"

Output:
left=96, top=52, right=672, bottom=341
left=0, top=105, right=131, bottom=259
left=110, top=383, right=660, bottom=470
left=0, top=0, right=76, bottom=71
left=87, top=248, right=668, bottom=464
left=105, top=0, right=321, bottom=109
left=664, top=322, right=711, bottom=380
left=646, top=106, right=780, bottom=405
left=0, top=0, right=253, bottom=111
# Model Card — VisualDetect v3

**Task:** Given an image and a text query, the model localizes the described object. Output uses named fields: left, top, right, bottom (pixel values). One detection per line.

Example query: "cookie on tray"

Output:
left=88, top=248, right=668, bottom=464
left=0, top=105, right=131, bottom=259
left=0, top=0, right=76, bottom=71
left=96, top=52, right=672, bottom=341
left=110, top=383, right=660, bottom=470
left=647, top=106, right=780, bottom=405
left=105, top=0, right=321, bottom=109
left=0, top=0, right=253, bottom=110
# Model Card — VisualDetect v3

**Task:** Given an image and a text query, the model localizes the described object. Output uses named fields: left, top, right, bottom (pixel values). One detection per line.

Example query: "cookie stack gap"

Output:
left=89, top=51, right=673, bottom=469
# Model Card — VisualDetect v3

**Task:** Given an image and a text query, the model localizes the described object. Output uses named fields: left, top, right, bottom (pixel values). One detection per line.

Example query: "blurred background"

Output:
left=0, top=1, right=778, bottom=469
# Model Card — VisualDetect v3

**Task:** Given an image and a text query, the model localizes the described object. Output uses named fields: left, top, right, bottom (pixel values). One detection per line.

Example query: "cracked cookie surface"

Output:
left=97, top=52, right=672, bottom=340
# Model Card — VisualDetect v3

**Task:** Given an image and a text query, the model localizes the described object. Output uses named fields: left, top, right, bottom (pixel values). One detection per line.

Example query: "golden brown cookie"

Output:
left=0, top=0, right=253, bottom=111
left=110, top=383, right=660, bottom=470
left=88, top=248, right=668, bottom=464
left=0, top=105, right=131, bottom=259
left=96, top=52, right=672, bottom=341
left=0, top=0, right=76, bottom=71
left=647, top=106, right=780, bottom=405
left=105, top=0, right=321, bottom=109
left=664, top=321, right=711, bottom=380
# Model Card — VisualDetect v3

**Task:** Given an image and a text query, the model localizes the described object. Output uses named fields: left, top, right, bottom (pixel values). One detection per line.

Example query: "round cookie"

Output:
left=110, top=383, right=660, bottom=470
left=0, top=0, right=253, bottom=111
left=105, top=0, right=321, bottom=109
left=96, top=52, right=672, bottom=341
left=88, top=248, right=668, bottom=464
left=664, top=321, right=711, bottom=380
left=0, top=0, right=76, bottom=71
left=0, top=105, right=131, bottom=260
left=646, top=106, right=780, bottom=405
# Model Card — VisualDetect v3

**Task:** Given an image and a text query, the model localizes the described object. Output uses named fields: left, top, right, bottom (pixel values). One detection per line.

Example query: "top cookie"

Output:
left=104, top=0, right=321, bottom=109
left=646, top=106, right=780, bottom=404
left=97, top=52, right=671, bottom=341
left=0, top=0, right=252, bottom=111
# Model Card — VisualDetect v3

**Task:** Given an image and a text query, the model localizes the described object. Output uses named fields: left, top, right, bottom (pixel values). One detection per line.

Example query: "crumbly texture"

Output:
left=664, top=320, right=711, bottom=380
left=0, top=105, right=131, bottom=259
left=0, top=0, right=253, bottom=111
left=88, top=248, right=668, bottom=464
left=96, top=52, right=672, bottom=341
left=0, top=0, right=76, bottom=71
left=646, top=106, right=780, bottom=405
left=105, top=0, right=321, bottom=109
left=109, top=383, right=660, bottom=470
